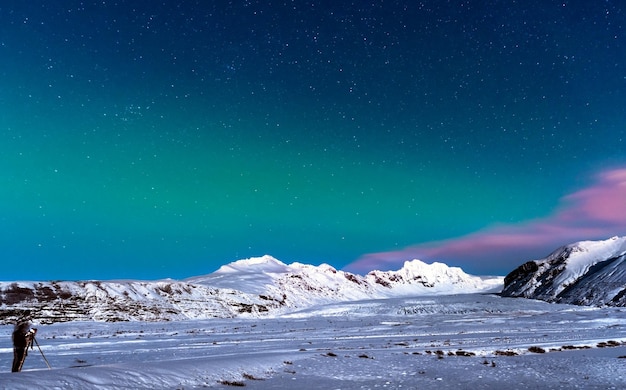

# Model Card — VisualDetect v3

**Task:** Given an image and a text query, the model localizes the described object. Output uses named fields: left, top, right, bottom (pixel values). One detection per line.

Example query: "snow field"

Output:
left=1, top=294, right=624, bottom=389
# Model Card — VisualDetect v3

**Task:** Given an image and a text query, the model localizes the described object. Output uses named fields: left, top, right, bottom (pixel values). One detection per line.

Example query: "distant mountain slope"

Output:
left=0, top=256, right=502, bottom=324
left=0, top=279, right=280, bottom=324
left=187, top=255, right=503, bottom=308
left=501, top=236, right=626, bottom=306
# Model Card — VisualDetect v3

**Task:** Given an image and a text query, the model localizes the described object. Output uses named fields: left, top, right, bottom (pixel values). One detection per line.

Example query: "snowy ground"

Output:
left=1, top=294, right=625, bottom=389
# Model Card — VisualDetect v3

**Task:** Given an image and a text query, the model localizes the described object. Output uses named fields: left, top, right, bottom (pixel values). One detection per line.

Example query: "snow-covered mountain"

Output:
left=501, top=236, right=626, bottom=306
left=0, top=279, right=280, bottom=324
left=0, top=256, right=502, bottom=324
left=187, top=255, right=503, bottom=309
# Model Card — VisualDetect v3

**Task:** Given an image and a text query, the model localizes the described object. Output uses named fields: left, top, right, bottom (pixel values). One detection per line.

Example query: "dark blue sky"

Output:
left=1, top=1, right=625, bottom=280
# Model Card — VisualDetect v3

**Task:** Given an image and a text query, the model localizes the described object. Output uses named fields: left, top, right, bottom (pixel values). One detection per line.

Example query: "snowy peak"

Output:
left=189, top=256, right=371, bottom=306
left=1, top=256, right=502, bottom=324
left=550, top=237, right=626, bottom=295
left=367, top=260, right=496, bottom=291
left=502, top=236, right=626, bottom=306
left=186, top=255, right=291, bottom=295
left=191, top=256, right=503, bottom=308
left=213, top=255, right=290, bottom=274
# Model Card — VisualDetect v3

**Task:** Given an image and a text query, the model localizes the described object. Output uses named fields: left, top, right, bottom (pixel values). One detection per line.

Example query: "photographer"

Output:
left=11, top=322, right=37, bottom=373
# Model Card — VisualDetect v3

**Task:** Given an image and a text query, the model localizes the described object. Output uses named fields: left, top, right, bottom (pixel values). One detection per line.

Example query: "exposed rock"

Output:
left=501, top=236, right=626, bottom=306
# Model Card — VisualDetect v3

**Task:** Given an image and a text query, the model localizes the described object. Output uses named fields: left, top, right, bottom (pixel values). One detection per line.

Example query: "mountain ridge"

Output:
left=501, top=236, right=626, bottom=306
left=6, top=234, right=624, bottom=326
left=188, top=255, right=503, bottom=307
left=0, top=256, right=502, bottom=324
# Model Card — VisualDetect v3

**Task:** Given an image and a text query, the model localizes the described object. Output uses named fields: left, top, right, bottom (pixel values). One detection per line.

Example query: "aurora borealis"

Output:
left=1, top=1, right=625, bottom=281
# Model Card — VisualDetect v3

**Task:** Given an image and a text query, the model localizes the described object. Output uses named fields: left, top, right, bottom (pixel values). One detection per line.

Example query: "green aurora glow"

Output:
left=1, top=1, right=624, bottom=280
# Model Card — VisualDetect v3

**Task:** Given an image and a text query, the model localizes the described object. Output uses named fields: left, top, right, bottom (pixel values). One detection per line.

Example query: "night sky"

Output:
left=1, top=1, right=625, bottom=281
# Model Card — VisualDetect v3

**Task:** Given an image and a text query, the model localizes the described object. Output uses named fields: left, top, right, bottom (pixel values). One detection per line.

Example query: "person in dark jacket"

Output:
left=11, top=322, right=37, bottom=372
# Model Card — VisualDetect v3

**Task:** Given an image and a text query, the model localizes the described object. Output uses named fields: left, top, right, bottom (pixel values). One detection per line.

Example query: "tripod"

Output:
left=32, top=337, right=51, bottom=369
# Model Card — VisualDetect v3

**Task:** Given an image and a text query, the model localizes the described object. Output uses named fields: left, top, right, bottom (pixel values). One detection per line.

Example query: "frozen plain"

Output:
left=0, top=294, right=625, bottom=390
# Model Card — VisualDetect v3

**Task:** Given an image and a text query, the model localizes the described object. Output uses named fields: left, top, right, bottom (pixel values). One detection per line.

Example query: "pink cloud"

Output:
left=558, top=168, right=626, bottom=226
left=346, top=166, right=626, bottom=275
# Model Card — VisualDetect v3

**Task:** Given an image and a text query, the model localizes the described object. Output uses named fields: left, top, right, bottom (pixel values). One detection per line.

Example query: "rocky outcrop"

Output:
left=501, top=237, right=626, bottom=306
